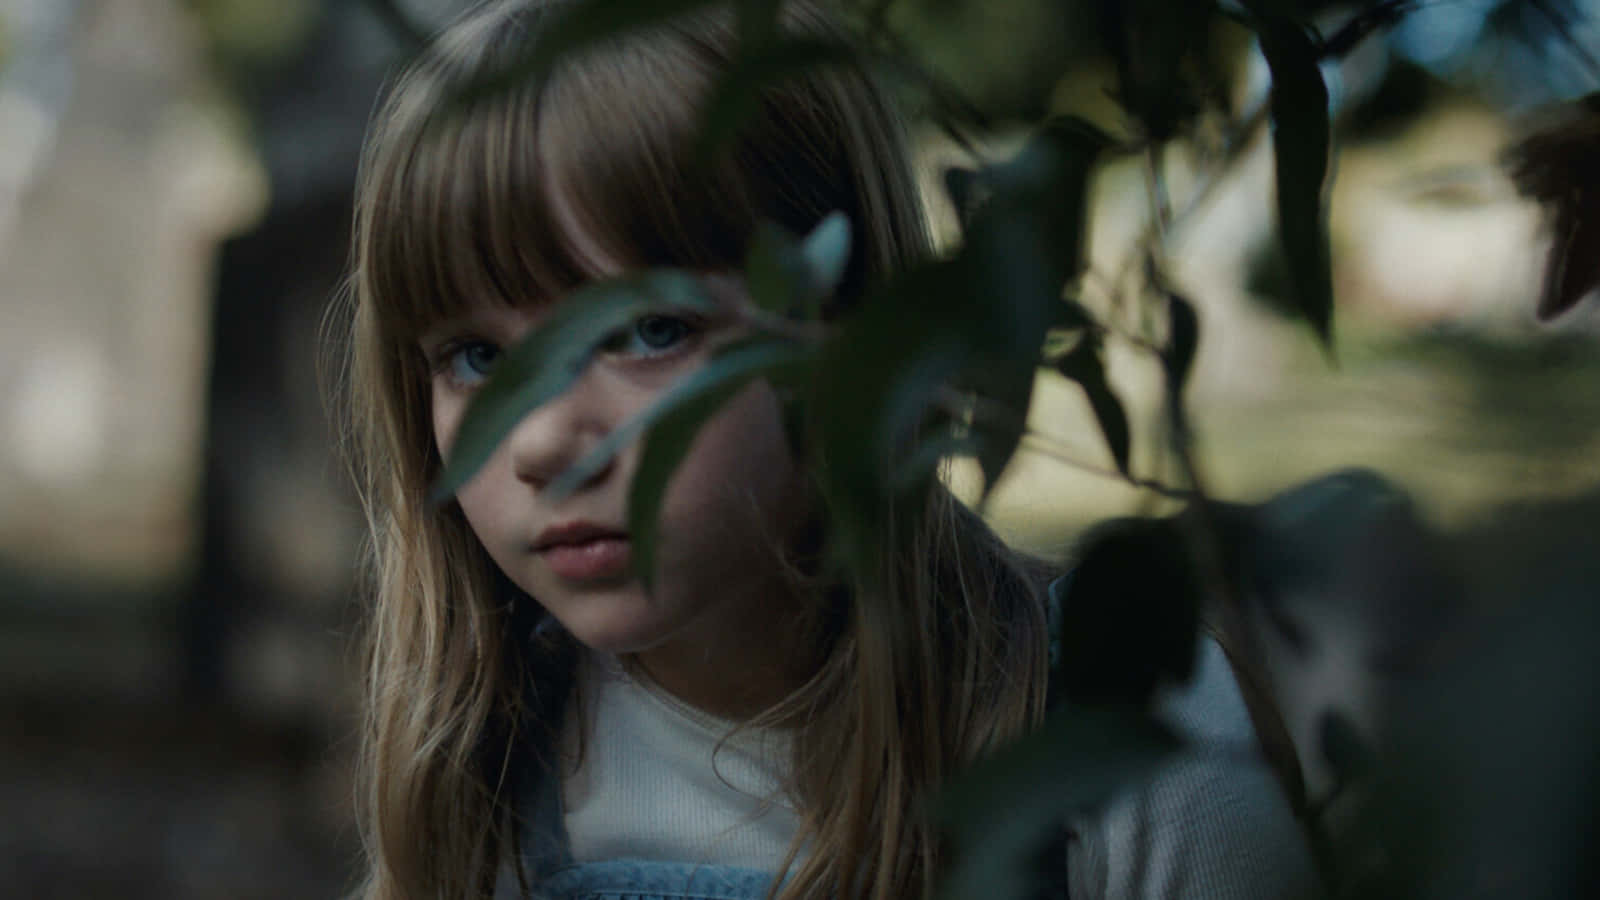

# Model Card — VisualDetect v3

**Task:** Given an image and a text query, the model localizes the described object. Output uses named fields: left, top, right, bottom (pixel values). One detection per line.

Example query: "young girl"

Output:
left=337, top=2, right=1320, bottom=898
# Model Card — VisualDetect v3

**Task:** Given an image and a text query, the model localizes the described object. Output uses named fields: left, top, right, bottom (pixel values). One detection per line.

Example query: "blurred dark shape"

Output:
left=1388, top=0, right=1599, bottom=109
left=1506, top=91, right=1600, bottom=320
left=183, top=1, right=404, bottom=705
left=1051, top=516, right=1203, bottom=708
left=1345, top=487, right=1600, bottom=899
left=1055, top=469, right=1466, bottom=891
left=1338, top=58, right=1435, bottom=142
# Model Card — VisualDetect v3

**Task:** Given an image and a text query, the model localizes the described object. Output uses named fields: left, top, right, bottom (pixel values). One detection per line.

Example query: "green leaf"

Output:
left=1104, top=0, right=1215, bottom=141
left=806, top=262, right=970, bottom=581
left=964, top=116, right=1115, bottom=357
left=1054, top=297, right=1093, bottom=331
left=626, top=339, right=810, bottom=587
left=1248, top=6, right=1336, bottom=347
left=743, top=213, right=853, bottom=319
left=546, top=336, right=810, bottom=502
left=1050, top=516, right=1203, bottom=706
left=1165, top=291, right=1199, bottom=399
left=938, top=704, right=1181, bottom=900
left=798, top=211, right=852, bottom=308
left=744, top=223, right=799, bottom=316
left=459, top=0, right=722, bottom=104
left=430, top=271, right=714, bottom=503
left=696, top=37, right=860, bottom=160
left=894, top=425, right=983, bottom=492
left=963, top=358, right=1037, bottom=502
left=734, top=0, right=781, bottom=47
left=1055, top=339, right=1132, bottom=477
left=942, top=165, right=982, bottom=228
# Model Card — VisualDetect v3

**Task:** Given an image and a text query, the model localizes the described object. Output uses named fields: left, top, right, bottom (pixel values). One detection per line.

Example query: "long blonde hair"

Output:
left=337, top=2, right=1050, bottom=898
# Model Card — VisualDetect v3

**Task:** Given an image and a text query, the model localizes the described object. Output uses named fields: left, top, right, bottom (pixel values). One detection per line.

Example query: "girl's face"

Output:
left=421, top=275, right=810, bottom=676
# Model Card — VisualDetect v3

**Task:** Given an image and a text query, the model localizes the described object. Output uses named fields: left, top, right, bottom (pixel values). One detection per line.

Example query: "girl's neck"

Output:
left=631, top=590, right=820, bottom=722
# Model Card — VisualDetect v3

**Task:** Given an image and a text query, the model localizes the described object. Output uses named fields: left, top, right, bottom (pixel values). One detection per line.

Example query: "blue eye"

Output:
left=603, top=314, right=698, bottom=358
left=444, top=341, right=500, bottom=386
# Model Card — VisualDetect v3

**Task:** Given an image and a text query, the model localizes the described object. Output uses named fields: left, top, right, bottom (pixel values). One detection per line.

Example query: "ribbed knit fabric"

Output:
left=561, top=652, right=801, bottom=872
left=1064, top=637, right=1323, bottom=899
left=553, top=639, right=1320, bottom=898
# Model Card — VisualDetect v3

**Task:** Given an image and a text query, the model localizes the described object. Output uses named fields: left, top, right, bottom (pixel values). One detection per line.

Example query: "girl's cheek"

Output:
left=430, top=380, right=467, bottom=460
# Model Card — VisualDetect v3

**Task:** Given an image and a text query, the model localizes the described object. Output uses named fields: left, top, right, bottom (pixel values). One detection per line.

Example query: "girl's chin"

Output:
left=549, top=601, right=675, bottom=657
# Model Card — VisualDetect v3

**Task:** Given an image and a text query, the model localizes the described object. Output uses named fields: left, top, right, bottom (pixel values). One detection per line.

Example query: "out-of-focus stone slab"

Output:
left=0, top=0, right=264, bottom=582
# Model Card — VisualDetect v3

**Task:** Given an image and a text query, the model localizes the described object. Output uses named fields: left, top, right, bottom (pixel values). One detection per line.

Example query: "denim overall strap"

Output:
left=533, top=859, right=776, bottom=900
left=506, top=755, right=780, bottom=900
left=498, top=709, right=778, bottom=900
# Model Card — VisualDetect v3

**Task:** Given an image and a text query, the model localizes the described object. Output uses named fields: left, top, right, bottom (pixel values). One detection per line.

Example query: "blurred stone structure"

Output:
left=0, top=0, right=435, bottom=895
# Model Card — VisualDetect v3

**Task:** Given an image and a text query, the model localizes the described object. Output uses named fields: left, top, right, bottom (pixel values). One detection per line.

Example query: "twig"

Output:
left=1144, top=144, right=1172, bottom=249
left=1018, top=434, right=1195, bottom=500
left=932, top=387, right=1193, bottom=500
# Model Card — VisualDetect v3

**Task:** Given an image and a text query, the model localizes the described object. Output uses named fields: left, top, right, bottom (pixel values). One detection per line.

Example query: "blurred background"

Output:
left=0, top=0, right=1596, bottom=897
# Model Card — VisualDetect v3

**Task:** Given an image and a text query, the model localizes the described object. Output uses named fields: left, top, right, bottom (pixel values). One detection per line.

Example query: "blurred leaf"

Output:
left=546, top=337, right=811, bottom=502
left=460, top=0, right=721, bottom=102
left=1100, top=0, right=1215, bottom=141
left=967, top=116, right=1115, bottom=320
left=431, top=271, right=714, bottom=503
left=1054, top=338, right=1132, bottom=476
left=895, top=425, right=983, bottom=491
left=744, top=212, right=853, bottom=319
left=625, top=338, right=811, bottom=586
left=1049, top=516, right=1202, bottom=706
left=1165, top=291, right=1199, bottom=400
left=798, top=211, right=853, bottom=308
left=951, top=117, right=1113, bottom=493
left=807, top=262, right=969, bottom=579
left=697, top=36, right=861, bottom=159
left=1246, top=5, right=1336, bottom=347
left=939, top=703, right=1180, bottom=900
left=942, top=165, right=983, bottom=228
left=1054, top=297, right=1093, bottom=331
left=886, top=0, right=1096, bottom=120
left=964, top=355, right=1037, bottom=501
left=745, top=224, right=803, bottom=315
left=735, top=0, right=781, bottom=47
left=1319, top=709, right=1377, bottom=781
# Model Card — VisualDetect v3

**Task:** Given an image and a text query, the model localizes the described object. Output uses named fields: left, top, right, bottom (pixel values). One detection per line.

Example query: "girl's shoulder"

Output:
left=1061, top=631, right=1322, bottom=900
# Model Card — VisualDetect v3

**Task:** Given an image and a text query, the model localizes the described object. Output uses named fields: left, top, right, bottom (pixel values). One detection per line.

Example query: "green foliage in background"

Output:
left=186, top=0, right=321, bottom=67
left=360, top=1, right=1599, bottom=899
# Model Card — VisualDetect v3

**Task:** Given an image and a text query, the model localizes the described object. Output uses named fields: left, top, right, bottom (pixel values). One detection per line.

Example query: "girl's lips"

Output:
left=539, top=536, right=631, bottom=581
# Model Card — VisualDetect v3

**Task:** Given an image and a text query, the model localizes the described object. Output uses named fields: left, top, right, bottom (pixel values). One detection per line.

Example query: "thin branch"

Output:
left=1144, top=144, right=1173, bottom=248
left=932, top=387, right=1193, bottom=500
left=1017, top=434, right=1195, bottom=500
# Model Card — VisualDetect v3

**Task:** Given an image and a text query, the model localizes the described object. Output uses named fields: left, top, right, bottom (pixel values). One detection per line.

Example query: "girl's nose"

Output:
left=504, top=372, right=616, bottom=492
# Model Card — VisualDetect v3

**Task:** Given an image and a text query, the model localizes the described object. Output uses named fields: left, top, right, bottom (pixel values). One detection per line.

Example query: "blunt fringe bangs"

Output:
left=358, top=0, right=920, bottom=345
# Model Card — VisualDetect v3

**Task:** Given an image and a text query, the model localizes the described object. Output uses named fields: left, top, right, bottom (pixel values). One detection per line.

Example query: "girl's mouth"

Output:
left=539, top=536, right=632, bottom=581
